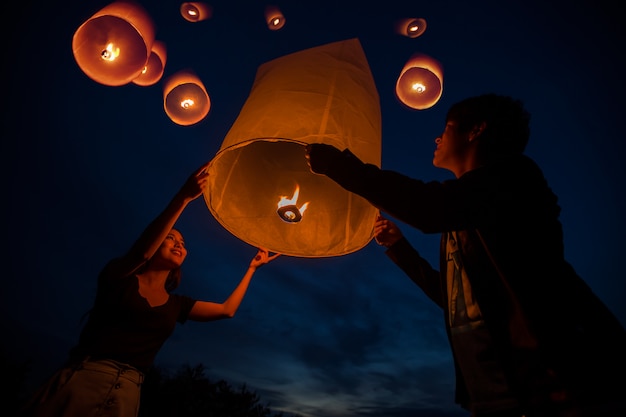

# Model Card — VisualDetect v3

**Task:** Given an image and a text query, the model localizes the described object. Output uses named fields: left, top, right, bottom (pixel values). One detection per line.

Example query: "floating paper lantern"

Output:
left=205, top=38, right=381, bottom=258
left=72, top=1, right=155, bottom=86
left=395, top=18, right=427, bottom=38
left=132, top=40, right=167, bottom=86
left=180, top=2, right=213, bottom=22
left=163, top=70, right=211, bottom=126
left=265, top=5, right=285, bottom=30
left=395, top=53, right=443, bottom=110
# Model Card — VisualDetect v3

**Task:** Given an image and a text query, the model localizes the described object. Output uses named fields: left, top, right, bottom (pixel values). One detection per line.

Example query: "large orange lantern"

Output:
left=180, top=2, right=213, bottom=22
left=132, top=40, right=167, bottom=86
left=395, top=18, right=427, bottom=38
left=265, top=5, right=286, bottom=30
left=72, top=1, right=155, bottom=86
left=163, top=70, right=211, bottom=126
left=205, top=38, right=381, bottom=258
left=395, top=53, right=444, bottom=110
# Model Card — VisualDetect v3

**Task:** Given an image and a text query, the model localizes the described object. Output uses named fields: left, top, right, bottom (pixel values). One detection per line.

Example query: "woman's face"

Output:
left=156, top=229, right=188, bottom=268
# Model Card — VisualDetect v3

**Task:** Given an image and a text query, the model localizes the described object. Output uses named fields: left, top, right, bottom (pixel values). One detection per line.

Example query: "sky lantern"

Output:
left=395, top=18, right=427, bottom=38
left=180, top=2, right=213, bottom=22
left=132, top=40, right=167, bottom=86
left=204, top=38, right=381, bottom=258
left=395, top=53, right=444, bottom=110
left=265, top=5, right=286, bottom=30
left=72, top=1, right=155, bottom=86
left=162, top=69, right=211, bottom=126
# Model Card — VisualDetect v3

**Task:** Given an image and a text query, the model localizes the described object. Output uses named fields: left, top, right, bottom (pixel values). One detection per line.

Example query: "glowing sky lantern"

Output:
left=395, top=17, right=427, bottom=38
left=205, top=38, right=381, bottom=258
left=395, top=53, right=444, bottom=110
left=132, top=40, right=167, bottom=86
left=163, top=70, right=211, bottom=126
left=72, top=1, right=155, bottom=86
left=265, top=5, right=286, bottom=30
left=180, top=2, right=213, bottom=22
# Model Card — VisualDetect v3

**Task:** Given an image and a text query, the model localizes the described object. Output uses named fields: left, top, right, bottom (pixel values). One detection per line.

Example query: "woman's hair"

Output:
left=136, top=261, right=182, bottom=293
left=447, top=93, right=531, bottom=157
left=165, top=268, right=182, bottom=293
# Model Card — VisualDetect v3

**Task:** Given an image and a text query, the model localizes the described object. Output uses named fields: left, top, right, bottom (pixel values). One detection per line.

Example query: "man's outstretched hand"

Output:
left=304, top=143, right=342, bottom=175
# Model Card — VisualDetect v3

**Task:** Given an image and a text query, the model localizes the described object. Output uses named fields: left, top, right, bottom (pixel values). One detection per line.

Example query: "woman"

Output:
left=21, top=162, right=280, bottom=417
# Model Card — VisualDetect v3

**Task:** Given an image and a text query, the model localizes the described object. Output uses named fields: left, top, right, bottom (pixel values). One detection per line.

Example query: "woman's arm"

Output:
left=188, top=248, right=280, bottom=322
left=106, top=162, right=211, bottom=279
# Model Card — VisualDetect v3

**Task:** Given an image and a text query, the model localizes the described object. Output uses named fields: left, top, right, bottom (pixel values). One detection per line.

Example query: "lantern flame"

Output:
left=277, top=185, right=309, bottom=223
left=181, top=99, right=195, bottom=109
left=101, top=43, right=120, bottom=61
left=412, top=82, right=426, bottom=93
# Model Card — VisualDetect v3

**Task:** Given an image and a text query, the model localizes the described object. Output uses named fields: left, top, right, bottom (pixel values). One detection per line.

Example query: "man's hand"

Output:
left=374, top=215, right=404, bottom=248
left=304, top=143, right=342, bottom=174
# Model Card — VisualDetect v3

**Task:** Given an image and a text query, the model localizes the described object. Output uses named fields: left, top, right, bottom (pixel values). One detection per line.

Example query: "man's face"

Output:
left=432, top=119, right=471, bottom=173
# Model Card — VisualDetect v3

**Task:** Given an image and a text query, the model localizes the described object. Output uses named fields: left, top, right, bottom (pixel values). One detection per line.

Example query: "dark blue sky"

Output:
left=4, top=1, right=625, bottom=416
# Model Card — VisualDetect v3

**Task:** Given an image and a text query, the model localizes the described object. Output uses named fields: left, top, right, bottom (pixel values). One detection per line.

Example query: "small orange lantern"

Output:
left=72, top=1, right=155, bottom=86
left=180, top=2, right=213, bottom=22
left=265, top=5, right=285, bottom=30
left=395, top=18, right=427, bottom=38
left=395, top=53, right=444, bottom=110
left=132, top=40, right=167, bottom=86
left=205, top=38, right=381, bottom=258
left=163, top=70, right=211, bottom=126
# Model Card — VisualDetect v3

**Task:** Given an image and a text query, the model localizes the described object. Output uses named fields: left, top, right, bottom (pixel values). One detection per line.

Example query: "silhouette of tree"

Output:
left=139, top=363, right=303, bottom=417
left=8, top=352, right=302, bottom=417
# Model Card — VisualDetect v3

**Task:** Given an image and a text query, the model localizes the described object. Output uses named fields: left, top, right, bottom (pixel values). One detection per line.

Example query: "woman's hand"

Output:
left=250, top=248, right=281, bottom=269
left=179, top=161, right=211, bottom=202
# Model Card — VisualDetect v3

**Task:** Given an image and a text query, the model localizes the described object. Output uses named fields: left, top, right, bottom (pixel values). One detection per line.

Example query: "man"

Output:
left=305, top=94, right=626, bottom=417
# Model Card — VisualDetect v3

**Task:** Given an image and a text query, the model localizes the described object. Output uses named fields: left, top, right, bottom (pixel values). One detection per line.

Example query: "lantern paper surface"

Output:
left=163, top=70, right=211, bottom=126
left=72, top=1, right=155, bottom=86
left=395, top=53, right=443, bottom=110
left=205, top=38, right=381, bottom=258
left=132, top=40, right=167, bottom=86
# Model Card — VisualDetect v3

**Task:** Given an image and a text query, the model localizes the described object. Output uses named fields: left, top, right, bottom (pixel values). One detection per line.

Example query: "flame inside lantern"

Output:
left=277, top=185, right=309, bottom=223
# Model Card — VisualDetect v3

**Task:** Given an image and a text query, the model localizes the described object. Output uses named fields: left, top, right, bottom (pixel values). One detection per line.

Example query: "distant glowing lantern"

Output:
left=132, top=40, right=167, bottom=86
left=265, top=5, right=285, bottom=30
left=72, top=1, right=155, bottom=86
left=163, top=70, right=211, bottom=126
left=395, top=18, right=427, bottom=38
left=180, top=2, right=213, bottom=22
left=395, top=53, right=444, bottom=110
left=205, top=38, right=381, bottom=258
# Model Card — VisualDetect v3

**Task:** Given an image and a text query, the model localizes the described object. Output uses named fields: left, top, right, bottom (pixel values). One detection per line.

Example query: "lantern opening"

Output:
left=277, top=185, right=309, bottom=223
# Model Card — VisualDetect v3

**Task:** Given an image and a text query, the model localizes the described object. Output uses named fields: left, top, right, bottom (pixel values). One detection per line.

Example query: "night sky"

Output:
left=4, top=1, right=625, bottom=416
